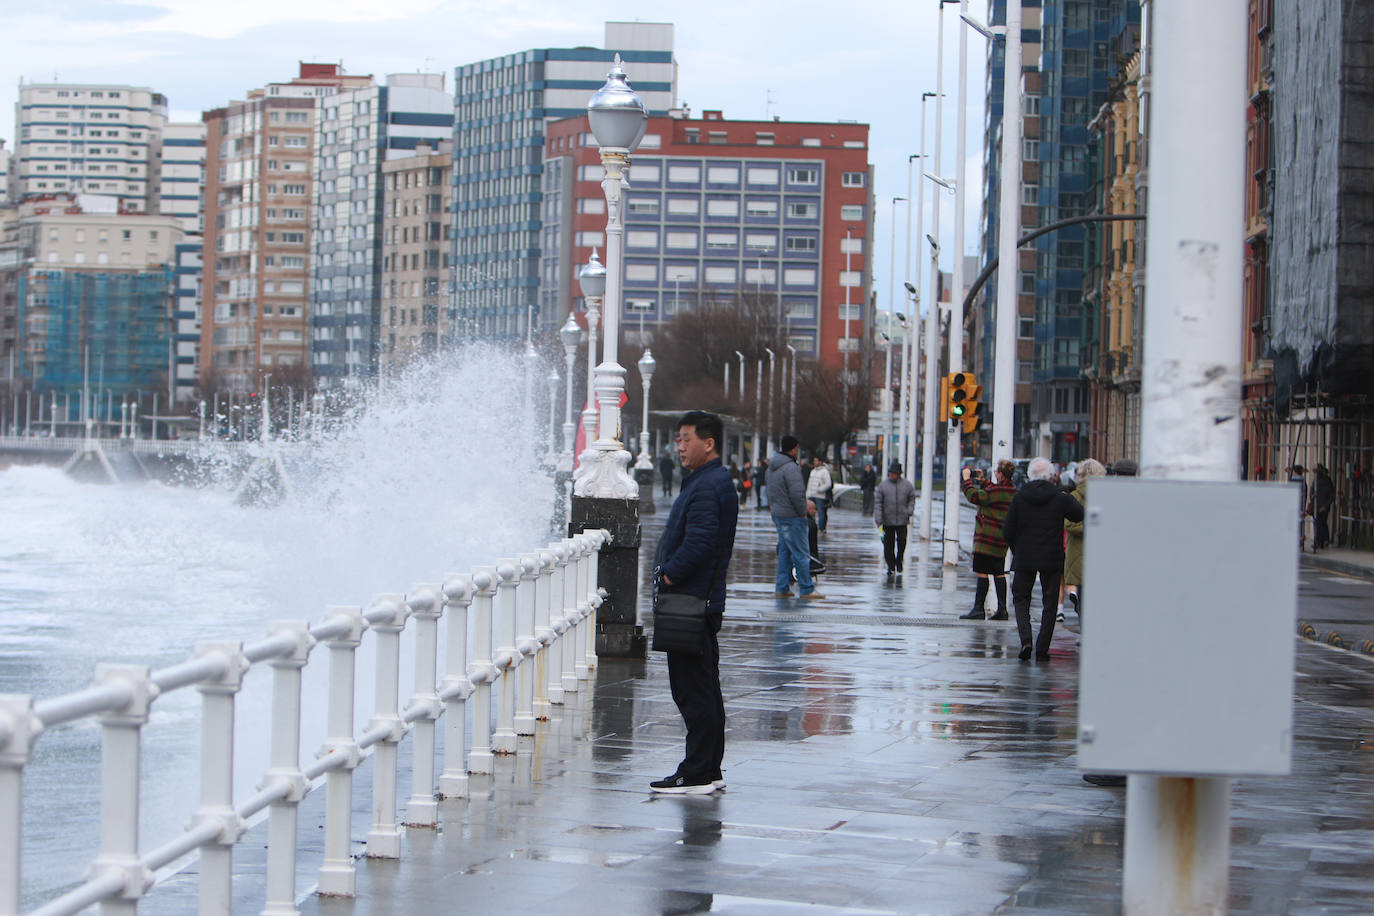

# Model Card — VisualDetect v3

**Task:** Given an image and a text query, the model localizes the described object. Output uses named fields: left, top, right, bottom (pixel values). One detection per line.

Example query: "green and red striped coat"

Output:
left=962, top=478, right=1017, bottom=560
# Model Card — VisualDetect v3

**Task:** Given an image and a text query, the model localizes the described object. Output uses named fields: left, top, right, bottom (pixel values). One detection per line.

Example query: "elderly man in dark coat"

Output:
left=1003, top=456, right=1085, bottom=661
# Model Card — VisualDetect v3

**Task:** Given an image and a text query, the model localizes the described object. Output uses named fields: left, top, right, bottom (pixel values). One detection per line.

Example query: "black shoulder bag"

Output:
left=650, top=559, right=720, bottom=655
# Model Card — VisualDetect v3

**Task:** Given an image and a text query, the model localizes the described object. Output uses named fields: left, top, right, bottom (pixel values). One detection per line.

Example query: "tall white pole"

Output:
left=907, top=94, right=932, bottom=487
left=921, top=7, right=948, bottom=542
left=899, top=158, right=915, bottom=471
left=942, top=0, right=969, bottom=566
left=993, top=0, right=1023, bottom=463
left=1124, top=2, right=1244, bottom=910
left=885, top=196, right=905, bottom=460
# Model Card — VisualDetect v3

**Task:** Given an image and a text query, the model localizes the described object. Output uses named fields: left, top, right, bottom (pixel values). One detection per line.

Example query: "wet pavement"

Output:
left=249, top=499, right=1373, bottom=914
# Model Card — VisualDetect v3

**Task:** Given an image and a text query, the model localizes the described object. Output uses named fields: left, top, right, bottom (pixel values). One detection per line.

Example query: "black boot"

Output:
left=990, top=576, right=1009, bottom=619
left=960, top=577, right=989, bottom=619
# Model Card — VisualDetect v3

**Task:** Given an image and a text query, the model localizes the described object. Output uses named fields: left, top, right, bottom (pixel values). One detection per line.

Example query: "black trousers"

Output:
left=666, top=622, right=725, bottom=779
left=882, top=524, right=908, bottom=571
left=1012, top=568, right=1062, bottom=655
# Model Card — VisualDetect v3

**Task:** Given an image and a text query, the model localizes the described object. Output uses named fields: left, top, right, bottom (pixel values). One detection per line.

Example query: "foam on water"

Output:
left=0, top=345, right=559, bottom=907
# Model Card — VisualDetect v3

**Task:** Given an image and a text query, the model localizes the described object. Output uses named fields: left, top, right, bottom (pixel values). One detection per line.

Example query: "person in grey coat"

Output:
left=767, top=435, right=823, bottom=599
left=874, top=461, right=917, bottom=576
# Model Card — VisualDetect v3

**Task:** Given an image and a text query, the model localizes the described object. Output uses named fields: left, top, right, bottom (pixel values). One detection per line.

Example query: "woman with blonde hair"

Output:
left=1061, top=457, right=1106, bottom=620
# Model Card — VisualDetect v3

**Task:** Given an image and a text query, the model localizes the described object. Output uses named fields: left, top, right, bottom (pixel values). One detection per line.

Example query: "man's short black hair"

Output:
left=678, top=411, right=723, bottom=452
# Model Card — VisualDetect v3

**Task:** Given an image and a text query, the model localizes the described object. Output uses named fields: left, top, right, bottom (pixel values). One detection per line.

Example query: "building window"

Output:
left=745, top=233, right=777, bottom=252
left=626, top=230, right=659, bottom=248
left=706, top=165, right=739, bottom=184
left=755, top=132, right=775, bottom=146
left=783, top=267, right=817, bottom=286
left=578, top=198, right=606, bottom=215
left=629, top=163, right=660, bottom=182
left=668, top=164, right=700, bottom=183
left=788, top=166, right=819, bottom=185
left=788, top=202, right=819, bottom=219
left=627, top=197, right=660, bottom=215
left=840, top=236, right=864, bottom=254
left=840, top=204, right=865, bottom=220
left=708, top=131, right=727, bottom=144
left=842, top=171, right=866, bottom=187
left=704, top=265, right=737, bottom=284
left=666, top=197, right=700, bottom=216
left=746, top=166, right=779, bottom=185
left=579, top=164, right=603, bottom=182
left=707, top=199, right=739, bottom=218
left=665, top=231, right=698, bottom=249
left=625, top=263, right=658, bottom=282
left=746, top=199, right=778, bottom=218
left=839, top=270, right=862, bottom=287
left=706, top=232, right=737, bottom=249
left=665, top=264, right=697, bottom=282
left=576, top=231, right=604, bottom=247
left=786, top=236, right=818, bottom=252
left=744, top=266, right=777, bottom=285
left=1022, top=140, right=1040, bottom=161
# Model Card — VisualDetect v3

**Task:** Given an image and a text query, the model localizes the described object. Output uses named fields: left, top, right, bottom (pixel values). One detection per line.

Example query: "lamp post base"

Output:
left=634, top=466, right=656, bottom=514
left=570, top=495, right=646, bottom=659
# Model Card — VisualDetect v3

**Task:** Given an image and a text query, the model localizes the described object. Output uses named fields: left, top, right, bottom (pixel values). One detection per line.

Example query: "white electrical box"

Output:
left=1077, top=478, right=1298, bottom=776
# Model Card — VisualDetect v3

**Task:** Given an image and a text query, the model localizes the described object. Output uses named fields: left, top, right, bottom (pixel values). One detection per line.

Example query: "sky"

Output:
left=4, top=0, right=991, bottom=317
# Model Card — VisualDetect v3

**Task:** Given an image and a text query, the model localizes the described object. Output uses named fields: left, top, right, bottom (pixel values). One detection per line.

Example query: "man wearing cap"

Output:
left=767, top=435, right=825, bottom=599
left=874, top=461, right=917, bottom=577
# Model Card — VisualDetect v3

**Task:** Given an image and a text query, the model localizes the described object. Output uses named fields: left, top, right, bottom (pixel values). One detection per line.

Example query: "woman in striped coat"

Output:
left=959, top=459, right=1018, bottom=620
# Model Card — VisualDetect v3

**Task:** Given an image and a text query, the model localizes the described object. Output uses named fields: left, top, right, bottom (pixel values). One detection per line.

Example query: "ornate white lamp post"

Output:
left=576, top=251, right=605, bottom=464
left=635, top=349, right=656, bottom=470
left=574, top=55, right=646, bottom=499
left=559, top=313, right=580, bottom=470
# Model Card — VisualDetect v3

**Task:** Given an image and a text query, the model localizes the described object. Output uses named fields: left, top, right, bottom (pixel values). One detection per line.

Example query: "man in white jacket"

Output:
left=805, top=456, right=834, bottom=533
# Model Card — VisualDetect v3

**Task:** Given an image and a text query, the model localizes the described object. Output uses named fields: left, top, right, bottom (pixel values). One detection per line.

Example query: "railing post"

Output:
left=565, top=535, right=588, bottom=693
left=492, top=560, right=520, bottom=754
left=514, top=553, right=541, bottom=736
left=404, top=585, right=444, bottom=827
left=439, top=575, right=474, bottom=798
left=317, top=607, right=366, bottom=897
left=91, top=664, right=155, bottom=915
left=260, top=622, right=314, bottom=916
left=468, top=568, right=497, bottom=774
left=364, top=594, right=409, bottom=859
left=192, top=642, right=249, bottom=916
left=583, top=529, right=608, bottom=678
left=532, top=548, right=558, bottom=721
left=0, top=695, right=40, bottom=916
left=546, top=542, right=570, bottom=706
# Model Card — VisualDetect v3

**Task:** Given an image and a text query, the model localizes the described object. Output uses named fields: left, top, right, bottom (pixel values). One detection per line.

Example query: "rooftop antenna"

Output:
left=765, top=89, right=777, bottom=120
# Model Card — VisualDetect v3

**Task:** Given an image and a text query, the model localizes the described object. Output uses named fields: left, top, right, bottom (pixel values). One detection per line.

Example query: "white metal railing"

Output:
left=0, top=435, right=248, bottom=457
left=0, top=528, right=611, bottom=916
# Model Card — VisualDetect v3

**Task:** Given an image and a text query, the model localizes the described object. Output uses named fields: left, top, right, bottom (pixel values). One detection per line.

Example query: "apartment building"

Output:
left=0, top=193, right=184, bottom=396
left=201, top=63, right=373, bottom=392
left=310, top=73, right=453, bottom=385
left=379, top=140, right=452, bottom=371
left=451, top=21, right=678, bottom=340
left=541, top=112, right=873, bottom=372
left=12, top=83, right=167, bottom=211
left=158, top=122, right=206, bottom=233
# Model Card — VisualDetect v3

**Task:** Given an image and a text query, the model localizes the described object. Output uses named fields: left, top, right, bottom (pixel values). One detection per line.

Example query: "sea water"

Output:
left=0, top=346, right=558, bottom=907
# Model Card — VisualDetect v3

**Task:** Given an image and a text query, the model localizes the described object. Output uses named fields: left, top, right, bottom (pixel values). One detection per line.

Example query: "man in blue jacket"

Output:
left=651, top=411, right=739, bottom=794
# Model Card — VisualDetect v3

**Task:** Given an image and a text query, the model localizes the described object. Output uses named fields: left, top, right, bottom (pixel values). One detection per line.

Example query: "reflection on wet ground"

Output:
left=288, top=502, right=1374, bottom=914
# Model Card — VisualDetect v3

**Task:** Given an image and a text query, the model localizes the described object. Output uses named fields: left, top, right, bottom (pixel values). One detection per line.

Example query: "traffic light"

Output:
left=939, top=375, right=951, bottom=422
left=946, top=372, right=982, bottom=434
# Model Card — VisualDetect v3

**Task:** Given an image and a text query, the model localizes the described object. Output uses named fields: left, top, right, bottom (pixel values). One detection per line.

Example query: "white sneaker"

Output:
left=1056, top=610, right=1066, bottom=623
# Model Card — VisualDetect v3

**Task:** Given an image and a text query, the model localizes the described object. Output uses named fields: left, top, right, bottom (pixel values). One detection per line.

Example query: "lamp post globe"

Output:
left=586, top=55, right=648, bottom=154
left=575, top=250, right=605, bottom=455
left=576, top=250, right=606, bottom=301
left=635, top=349, right=656, bottom=469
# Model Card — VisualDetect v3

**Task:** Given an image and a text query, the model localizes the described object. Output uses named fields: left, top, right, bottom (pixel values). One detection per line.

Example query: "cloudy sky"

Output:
left=5, top=0, right=991, bottom=314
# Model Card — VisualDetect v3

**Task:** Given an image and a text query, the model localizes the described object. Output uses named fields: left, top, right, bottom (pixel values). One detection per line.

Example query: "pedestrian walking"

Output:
left=754, top=458, right=769, bottom=510
left=659, top=452, right=675, bottom=497
left=650, top=411, right=738, bottom=794
left=959, top=460, right=1017, bottom=620
left=860, top=463, right=877, bottom=515
left=1061, top=458, right=1106, bottom=621
left=1002, top=457, right=1085, bottom=661
left=739, top=460, right=754, bottom=507
left=767, top=435, right=824, bottom=599
left=1309, top=464, right=1335, bottom=549
left=874, top=461, right=916, bottom=578
left=806, top=455, right=834, bottom=533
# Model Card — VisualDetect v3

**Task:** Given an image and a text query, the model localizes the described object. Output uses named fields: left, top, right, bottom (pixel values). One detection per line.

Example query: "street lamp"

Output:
left=576, top=250, right=606, bottom=463
left=559, top=312, right=580, bottom=469
left=764, top=347, right=775, bottom=451
left=574, top=55, right=646, bottom=499
left=785, top=343, right=797, bottom=435
left=635, top=348, right=655, bottom=470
